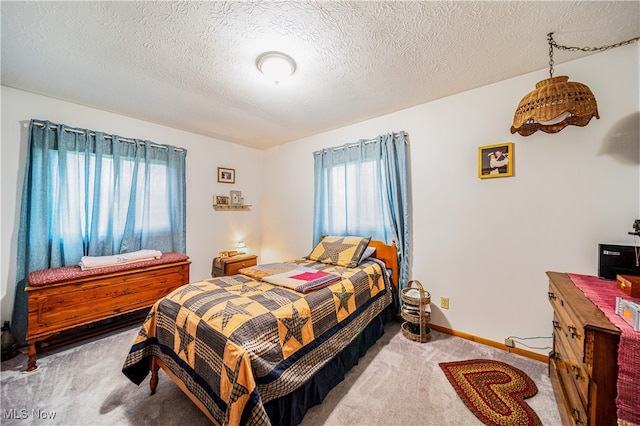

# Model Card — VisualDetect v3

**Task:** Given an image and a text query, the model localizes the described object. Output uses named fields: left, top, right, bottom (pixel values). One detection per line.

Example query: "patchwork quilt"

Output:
left=239, top=263, right=341, bottom=293
left=122, top=257, right=392, bottom=425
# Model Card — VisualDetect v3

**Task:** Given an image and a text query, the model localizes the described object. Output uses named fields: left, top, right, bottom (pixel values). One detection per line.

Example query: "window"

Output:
left=312, top=132, right=410, bottom=298
left=13, top=120, right=187, bottom=345
left=50, top=150, right=173, bottom=246
left=316, top=158, right=392, bottom=240
left=17, top=120, right=187, bottom=275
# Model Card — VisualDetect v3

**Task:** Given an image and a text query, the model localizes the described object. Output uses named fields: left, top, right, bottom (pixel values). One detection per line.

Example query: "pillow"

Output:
left=359, top=246, right=376, bottom=263
left=309, top=235, right=371, bottom=268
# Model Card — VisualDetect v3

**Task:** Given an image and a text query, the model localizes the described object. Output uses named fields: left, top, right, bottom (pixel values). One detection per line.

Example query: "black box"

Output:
left=598, top=244, right=640, bottom=280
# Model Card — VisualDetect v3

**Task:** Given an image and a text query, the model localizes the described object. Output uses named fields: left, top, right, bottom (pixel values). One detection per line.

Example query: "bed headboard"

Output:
left=369, top=239, right=399, bottom=295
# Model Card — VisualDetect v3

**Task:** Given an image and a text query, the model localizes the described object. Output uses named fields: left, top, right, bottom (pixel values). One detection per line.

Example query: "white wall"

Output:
left=1, top=86, right=264, bottom=320
left=2, top=45, right=638, bottom=356
left=261, top=44, right=640, bottom=355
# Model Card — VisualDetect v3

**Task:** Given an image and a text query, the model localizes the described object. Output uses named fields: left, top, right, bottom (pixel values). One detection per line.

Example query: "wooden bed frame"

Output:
left=147, top=239, right=398, bottom=422
left=25, top=255, right=190, bottom=371
left=368, top=239, right=399, bottom=295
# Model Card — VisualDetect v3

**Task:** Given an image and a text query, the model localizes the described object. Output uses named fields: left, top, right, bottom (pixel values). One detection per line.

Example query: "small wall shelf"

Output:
left=213, top=204, right=252, bottom=210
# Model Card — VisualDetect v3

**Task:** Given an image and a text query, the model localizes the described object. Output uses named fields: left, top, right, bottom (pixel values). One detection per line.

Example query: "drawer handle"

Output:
left=552, top=320, right=560, bottom=330
left=571, top=407, right=583, bottom=425
left=548, top=291, right=557, bottom=300
left=571, top=365, right=583, bottom=380
left=568, top=325, right=580, bottom=339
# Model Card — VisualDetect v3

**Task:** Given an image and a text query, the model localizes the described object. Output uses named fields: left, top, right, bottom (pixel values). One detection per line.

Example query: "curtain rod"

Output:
left=29, top=120, right=184, bottom=152
left=337, top=140, right=375, bottom=151
left=314, top=131, right=407, bottom=155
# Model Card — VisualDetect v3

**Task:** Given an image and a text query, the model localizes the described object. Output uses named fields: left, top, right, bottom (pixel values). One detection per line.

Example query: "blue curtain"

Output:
left=312, top=132, right=410, bottom=300
left=12, top=119, right=187, bottom=344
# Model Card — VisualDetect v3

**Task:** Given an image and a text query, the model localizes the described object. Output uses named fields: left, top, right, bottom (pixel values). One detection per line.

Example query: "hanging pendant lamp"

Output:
left=511, top=33, right=638, bottom=136
left=511, top=75, right=599, bottom=136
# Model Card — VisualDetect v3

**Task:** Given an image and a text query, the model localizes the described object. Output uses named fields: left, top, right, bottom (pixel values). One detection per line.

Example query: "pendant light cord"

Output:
left=547, top=32, right=640, bottom=78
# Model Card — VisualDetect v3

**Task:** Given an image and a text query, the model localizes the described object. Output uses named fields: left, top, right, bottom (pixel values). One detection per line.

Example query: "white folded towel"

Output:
left=79, top=249, right=162, bottom=271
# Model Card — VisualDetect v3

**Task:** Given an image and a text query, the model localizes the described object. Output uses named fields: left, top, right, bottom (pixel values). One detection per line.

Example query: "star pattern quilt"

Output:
left=122, top=257, right=392, bottom=425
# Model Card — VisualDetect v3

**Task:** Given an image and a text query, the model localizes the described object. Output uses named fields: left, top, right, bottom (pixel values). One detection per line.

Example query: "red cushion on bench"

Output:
left=28, top=252, right=189, bottom=287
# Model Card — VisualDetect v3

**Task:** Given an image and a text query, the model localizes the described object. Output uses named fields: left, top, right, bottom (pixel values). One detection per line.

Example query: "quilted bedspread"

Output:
left=122, top=257, right=392, bottom=425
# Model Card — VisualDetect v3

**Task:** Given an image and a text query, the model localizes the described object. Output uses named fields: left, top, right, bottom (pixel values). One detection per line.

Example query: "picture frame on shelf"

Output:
left=218, top=167, right=235, bottom=184
left=215, top=195, right=230, bottom=205
left=219, top=251, right=229, bottom=258
left=478, top=142, right=514, bottom=179
left=230, top=190, right=243, bottom=206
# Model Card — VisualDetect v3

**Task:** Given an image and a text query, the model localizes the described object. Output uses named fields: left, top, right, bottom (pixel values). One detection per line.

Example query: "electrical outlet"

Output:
left=440, top=296, right=449, bottom=309
left=505, top=338, right=515, bottom=348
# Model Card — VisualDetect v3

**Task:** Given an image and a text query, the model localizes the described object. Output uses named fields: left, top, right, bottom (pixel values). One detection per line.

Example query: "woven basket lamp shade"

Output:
left=511, top=75, right=599, bottom=136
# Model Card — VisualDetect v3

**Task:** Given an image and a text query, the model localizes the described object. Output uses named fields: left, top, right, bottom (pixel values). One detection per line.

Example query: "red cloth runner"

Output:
left=28, top=252, right=189, bottom=286
left=567, top=273, right=640, bottom=425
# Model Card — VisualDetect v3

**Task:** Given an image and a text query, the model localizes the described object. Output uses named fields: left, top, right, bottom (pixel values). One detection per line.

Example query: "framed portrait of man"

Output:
left=478, top=142, right=514, bottom=179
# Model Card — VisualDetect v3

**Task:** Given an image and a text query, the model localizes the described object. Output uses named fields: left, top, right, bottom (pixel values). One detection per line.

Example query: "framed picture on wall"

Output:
left=218, top=167, right=235, bottom=184
left=215, top=195, right=230, bottom=205
left=478, top=142, right=514, bottom=179
left=230, top=190, right=242, bottom=206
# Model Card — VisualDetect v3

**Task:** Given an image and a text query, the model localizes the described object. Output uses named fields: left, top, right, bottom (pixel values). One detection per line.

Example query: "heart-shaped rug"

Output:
left=439, top=359, right=542, bottom=426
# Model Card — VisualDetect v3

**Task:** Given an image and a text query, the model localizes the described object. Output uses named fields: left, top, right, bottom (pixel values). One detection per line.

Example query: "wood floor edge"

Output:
left=428, top=323, right=548, bottom=363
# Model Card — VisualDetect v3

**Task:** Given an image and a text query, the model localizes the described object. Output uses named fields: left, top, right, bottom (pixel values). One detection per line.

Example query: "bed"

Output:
left=122, top=236, right=398, bottom=425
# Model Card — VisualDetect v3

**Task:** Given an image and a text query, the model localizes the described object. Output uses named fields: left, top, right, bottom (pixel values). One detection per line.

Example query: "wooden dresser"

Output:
left=546, top=271, right=620, bottom=425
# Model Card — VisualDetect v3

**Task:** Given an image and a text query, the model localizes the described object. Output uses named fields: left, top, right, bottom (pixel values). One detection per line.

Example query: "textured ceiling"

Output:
left=2, top=1, right=639, bottom=150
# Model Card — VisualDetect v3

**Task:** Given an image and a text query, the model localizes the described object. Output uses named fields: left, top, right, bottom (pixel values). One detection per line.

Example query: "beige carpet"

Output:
left=1, top=321, right=561, bottom=425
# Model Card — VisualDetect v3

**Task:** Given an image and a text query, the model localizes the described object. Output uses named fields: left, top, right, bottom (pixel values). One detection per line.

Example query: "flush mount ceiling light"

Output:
left=511, top=32, right=639, bottom=137
left=256, top=51, right=296, bottom=85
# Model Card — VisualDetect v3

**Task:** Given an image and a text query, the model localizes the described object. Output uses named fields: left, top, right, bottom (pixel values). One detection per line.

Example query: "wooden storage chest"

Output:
left=616, top=274, right=640, bottom=297
left=26, top=253, right=190, bottom=371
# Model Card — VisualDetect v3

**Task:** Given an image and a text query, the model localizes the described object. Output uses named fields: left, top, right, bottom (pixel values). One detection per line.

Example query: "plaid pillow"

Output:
left=308, top=235, right=371, bottom=268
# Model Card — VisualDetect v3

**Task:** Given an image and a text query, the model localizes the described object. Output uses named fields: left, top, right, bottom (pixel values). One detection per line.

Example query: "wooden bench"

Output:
left=25, top=252, right=190, bottom=371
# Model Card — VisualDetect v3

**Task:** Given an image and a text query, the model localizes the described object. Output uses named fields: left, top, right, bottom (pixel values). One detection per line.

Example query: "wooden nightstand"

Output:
left=211, top=254, right=258, bottom=277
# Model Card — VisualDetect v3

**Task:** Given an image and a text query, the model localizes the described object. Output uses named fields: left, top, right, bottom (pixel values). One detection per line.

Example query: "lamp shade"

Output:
left=511, top=76, right=599, bottom=136
left=256, top=52, right=296, bottom=85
